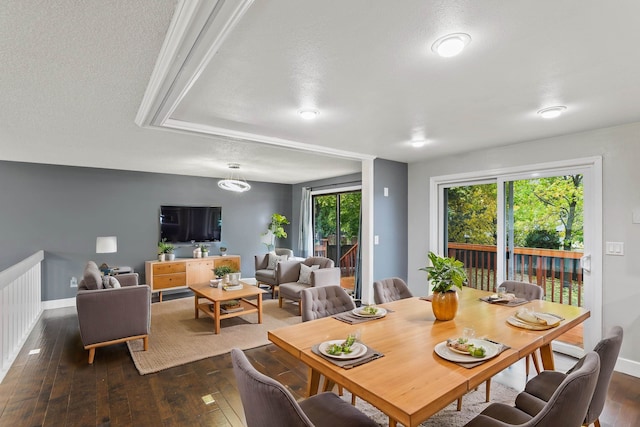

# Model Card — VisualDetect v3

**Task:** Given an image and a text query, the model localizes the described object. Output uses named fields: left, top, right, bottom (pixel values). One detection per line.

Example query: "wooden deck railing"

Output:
left=340, top=243, right=358, bottom=277
left=447, top=243, right=584, bottom=307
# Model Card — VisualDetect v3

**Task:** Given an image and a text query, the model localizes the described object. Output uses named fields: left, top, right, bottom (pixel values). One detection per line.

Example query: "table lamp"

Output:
left=96, top=236, right=117, bottom=274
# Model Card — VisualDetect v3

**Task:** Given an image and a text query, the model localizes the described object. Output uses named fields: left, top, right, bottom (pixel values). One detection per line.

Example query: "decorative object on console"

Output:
left=219, top=244, right=228, bottom=256
left=419, top=251, right=468, bottom=321
left=218, top=163, right=251, bottom=192
left=200, top=244, right=210, bottom=257
left=96, top=236, right=117, bottom=273
left=157, top=238, right=174, bottom=262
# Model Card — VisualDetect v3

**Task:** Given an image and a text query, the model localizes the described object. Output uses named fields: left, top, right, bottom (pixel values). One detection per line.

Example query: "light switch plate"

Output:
left=374, top=235, right=379, bottom=245
left=633, top=208, right=640, bottom=224
left=605, top=241, right=624, bottom=256
left=384, top=187, right=389, bottom=197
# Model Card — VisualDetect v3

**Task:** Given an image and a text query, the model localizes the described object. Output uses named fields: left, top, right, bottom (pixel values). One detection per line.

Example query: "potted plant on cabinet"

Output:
left=157, top=239, right=175, bottom=262
left=200, top=244, right=210, bottom=257
left=419, top=251, right=468, bottom=320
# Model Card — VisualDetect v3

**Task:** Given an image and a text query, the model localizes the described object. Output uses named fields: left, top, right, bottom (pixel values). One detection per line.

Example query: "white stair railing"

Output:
left=0, top=251, right=44, bottom=383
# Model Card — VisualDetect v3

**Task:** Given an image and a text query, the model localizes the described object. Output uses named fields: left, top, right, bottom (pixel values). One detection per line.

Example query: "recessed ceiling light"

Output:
left=537, top=106, right=567, bottom=119
left=298, top=109, right=319, bottom=120
left=431, top=33, right=471, bottom=58
left=411, top=140, right=427, bottom=148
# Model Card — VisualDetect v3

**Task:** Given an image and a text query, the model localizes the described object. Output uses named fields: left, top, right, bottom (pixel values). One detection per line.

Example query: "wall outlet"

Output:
left=374, top=235, right=379, bottom=245
left=70, top=276, right=78, bottom=288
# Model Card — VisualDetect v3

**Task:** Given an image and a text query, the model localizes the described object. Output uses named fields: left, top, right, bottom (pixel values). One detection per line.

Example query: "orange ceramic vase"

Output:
left=431, top=290, right=459, bottom=321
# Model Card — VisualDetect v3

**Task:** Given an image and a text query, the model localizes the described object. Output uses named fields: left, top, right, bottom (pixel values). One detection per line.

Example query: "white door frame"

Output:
left=430, top=156, right=602, bottom=354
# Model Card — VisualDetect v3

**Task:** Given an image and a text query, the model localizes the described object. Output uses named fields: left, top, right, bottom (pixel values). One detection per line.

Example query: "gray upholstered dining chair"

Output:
left=457, top=280, right=544, bottom=411
left=230, top=348, right=377, bottom=427
left=516, top=326, right=623, bottom=427
left=301, top=285, right=356, bottom=322
left=373, top=277, right=413, bottom=304
left=463, top=351, right=600, bottom=427
left=300, top=285, right=357, bottom=404
left=458, top=280, right=544, bottom=411
left=501, top=281, right=545, bottom=376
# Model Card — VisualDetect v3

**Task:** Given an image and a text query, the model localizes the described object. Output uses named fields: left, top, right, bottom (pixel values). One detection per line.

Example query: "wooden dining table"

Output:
left=267, top=288, right=590, bottom=427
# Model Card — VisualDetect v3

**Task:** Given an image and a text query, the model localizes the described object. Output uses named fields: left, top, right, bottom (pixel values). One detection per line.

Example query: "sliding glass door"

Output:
left=436, top=158, right=601, bottom=355
left=312, top=191, right=361, bottom=292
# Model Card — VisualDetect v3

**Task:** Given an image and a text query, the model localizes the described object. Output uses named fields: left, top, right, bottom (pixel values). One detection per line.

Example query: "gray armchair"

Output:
left=76, top=261, right=151, bottom=363
left=231, top=348, right=377, bottom=427
left=517, top=326, right=623, bottom=427
left=254, top=248, right=294, bottom=298
left=278, top=257, right=340, bottom=315
left=463, top=352, right=600, bottom=427
left=373, top=277, right=413, bottom=304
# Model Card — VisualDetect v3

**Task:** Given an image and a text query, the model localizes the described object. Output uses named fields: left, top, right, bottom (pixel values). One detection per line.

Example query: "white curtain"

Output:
left=298, top=187, right=312, bottom=257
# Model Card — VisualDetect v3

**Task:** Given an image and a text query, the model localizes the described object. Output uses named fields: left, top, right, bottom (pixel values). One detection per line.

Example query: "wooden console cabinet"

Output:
left=145, top=256, right=241, bottom=301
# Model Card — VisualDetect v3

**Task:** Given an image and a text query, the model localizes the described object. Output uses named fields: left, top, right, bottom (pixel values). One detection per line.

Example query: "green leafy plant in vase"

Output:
left=157, top=238, right=175, bottom=262
left=260, top=213, right=290, bottom=251
left=419, top=251, right=468, bottom=320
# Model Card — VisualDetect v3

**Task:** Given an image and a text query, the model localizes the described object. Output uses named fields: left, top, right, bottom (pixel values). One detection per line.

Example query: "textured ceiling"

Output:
left=3, top=1, right=640, bottom=184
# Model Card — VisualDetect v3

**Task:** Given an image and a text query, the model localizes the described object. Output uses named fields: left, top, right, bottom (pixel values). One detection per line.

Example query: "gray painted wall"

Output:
left=373, top=159, right=408, bottom=281
left=0, top=161, right=291, bottom=301
left=290, top=163, right=408, bottom=283
left=407, top=121, right=640, bottom=373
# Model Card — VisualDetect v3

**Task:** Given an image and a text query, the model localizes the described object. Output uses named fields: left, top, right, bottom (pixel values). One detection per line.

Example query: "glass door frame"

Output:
left=430, top=157, right=602, bottom=355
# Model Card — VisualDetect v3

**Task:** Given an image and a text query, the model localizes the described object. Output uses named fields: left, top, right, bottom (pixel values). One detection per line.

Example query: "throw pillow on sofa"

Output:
left=297, top=264, right=319, bottom=285
left=83, top=262, right=103, bottom=290
left=102, top=276, right=121, bottom=289
left=267, top=252, right=288, bottom=270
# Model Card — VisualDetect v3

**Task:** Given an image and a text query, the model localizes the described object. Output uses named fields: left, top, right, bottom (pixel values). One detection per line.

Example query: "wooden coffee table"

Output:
left=189, top=281, right=265, bottom=334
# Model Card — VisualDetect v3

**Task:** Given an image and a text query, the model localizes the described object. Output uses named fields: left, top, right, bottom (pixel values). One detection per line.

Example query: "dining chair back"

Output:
left=373, top=277, right=413, bottom=304
left=301, top=285, right=355, bottom=322
left=464, top=352, right=600, bottom=427
left=230, top=348, right=377, bottom=427
left=501, top=280, right=544, bottom=301
left=458, top=280, right=544, bottom=410
left=519, top=326, right=623, bottom=427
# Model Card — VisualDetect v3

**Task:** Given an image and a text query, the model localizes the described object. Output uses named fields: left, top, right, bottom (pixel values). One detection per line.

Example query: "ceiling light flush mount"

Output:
left=298, top=109, right=319, bottom=120
left=537, top=106, right=567, bottom=119
left=218, top=163, right=251, bottom=193
left=411, top=139, right=427, bottom=148
left=431, top=33, right=471, bottom=57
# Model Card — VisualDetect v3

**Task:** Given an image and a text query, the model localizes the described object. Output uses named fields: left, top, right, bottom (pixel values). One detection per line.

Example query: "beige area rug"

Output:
left=347, top=381, right=517, bottom=427
left=127, top=297, right=300, bottom=375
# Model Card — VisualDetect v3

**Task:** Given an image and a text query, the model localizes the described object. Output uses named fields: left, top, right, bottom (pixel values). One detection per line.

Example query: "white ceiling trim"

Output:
left=136, top=0, right=374, bottom=163
left=136, top=0, right=255, bottom=127
left=163, top=118, right=375, bottom=161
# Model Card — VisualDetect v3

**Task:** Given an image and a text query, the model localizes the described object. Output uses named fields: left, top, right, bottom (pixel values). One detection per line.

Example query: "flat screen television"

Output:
left=160, top=205, right=222, bottom=243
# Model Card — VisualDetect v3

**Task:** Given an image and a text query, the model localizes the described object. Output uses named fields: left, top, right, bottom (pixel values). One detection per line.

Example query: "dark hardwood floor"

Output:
left=0, top=302, right=638, bottom=426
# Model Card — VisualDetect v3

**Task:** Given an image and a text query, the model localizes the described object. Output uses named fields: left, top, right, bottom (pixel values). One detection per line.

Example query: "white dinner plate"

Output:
left=351, top=307, right=387, bottom=318
left=434, top=339, right=501, bottom=363
left=318, top=340, right=367, bottom=360
left=507, top=315, right=558, bottom=330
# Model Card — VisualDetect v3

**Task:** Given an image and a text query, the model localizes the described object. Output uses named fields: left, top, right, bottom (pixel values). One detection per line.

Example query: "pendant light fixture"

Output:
left=218, top=163, right=251, bottom=192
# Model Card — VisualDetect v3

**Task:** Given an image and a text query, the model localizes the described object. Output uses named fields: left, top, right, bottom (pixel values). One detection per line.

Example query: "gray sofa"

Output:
left=76, top=261, right=151, bottom=363
left=254, top=248, right=294, bottom=297
left=277, top=257, right=341, bottom=314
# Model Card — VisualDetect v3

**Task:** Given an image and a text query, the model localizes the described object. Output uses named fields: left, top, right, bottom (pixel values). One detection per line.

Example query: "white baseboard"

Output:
left=615, top=357, right=640, bottom=378
left=42, top=297, right=76, bottom=310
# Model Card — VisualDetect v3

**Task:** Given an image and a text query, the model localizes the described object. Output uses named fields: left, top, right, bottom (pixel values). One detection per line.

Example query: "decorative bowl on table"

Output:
left=210, top=278, right=221, bottom=288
